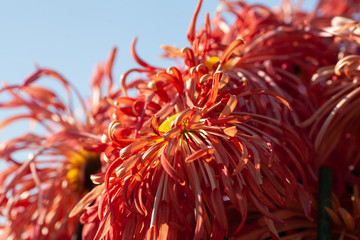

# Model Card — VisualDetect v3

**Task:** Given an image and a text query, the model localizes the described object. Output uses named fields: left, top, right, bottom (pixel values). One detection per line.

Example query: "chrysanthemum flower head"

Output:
left=71, top=2, right=311, bottom=239
left=302, top=53, right=360, bottom=197
left=236, top=185, right=360, bottom=240
left=209, top=1, right=340, bottom=126
left=0, top=48, right=119, bottom=239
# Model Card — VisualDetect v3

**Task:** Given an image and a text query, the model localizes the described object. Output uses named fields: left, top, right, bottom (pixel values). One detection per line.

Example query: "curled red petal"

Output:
left=69, top=185, right=105, bottom=218
left=131, top=37, right=157, bottom=70
left=185, top=148, right=214, bottom=163
left=220, top=38, right=246, bottom=64
left=160, top=153, right=186, bottom=186
left=187, top=0, right=203, bottom=44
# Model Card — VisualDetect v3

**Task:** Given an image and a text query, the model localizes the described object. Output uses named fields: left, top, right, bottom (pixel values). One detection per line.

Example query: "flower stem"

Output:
left=317, top=167, right=333, bottom=240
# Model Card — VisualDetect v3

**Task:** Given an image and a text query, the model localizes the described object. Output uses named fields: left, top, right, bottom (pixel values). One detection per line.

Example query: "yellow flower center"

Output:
left=159, top=113, right=180, bottom=132
left=66, top=149, right=101, bottom=193
left=205, top=56, right=220, bottom=70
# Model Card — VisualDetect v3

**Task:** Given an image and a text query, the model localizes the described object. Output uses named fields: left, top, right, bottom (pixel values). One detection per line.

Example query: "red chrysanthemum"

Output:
left=3, top=1, right=358, bottom=239
left=209, top=1, right=340, bottom=126
left=71, top=2, right=311, bottom=239
left=235, top=185, right=360, bottom=240
left=302, top=53, right=360, bottom=196
left=0, top=48, right=119, bottom=239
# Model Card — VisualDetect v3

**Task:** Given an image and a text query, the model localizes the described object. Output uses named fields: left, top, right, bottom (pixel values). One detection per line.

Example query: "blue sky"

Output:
left=0, top=0, right=318, bottom=95
left=0, top=0, right=316, bottom=95
left=0, top=1, right=285, bottom=95
left=1, top=1, right=221, bottom=91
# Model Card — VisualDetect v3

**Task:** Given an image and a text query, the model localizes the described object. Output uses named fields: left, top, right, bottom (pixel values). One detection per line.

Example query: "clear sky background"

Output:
left=0, top=0, right=317, bottom=97
left=0, top=0, right=285, bottom=94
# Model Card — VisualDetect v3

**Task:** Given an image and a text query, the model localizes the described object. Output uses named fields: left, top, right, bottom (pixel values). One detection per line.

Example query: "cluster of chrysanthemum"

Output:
left=0, top=0, right=360, bottom=239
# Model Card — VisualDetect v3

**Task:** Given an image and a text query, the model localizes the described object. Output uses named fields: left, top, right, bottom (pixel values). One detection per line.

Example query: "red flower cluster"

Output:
left=1, top=0, right=360, bottom=239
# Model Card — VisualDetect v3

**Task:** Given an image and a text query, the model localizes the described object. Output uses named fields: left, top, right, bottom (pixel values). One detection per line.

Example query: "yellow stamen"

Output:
left=159, top=113, right=180, bottom=132
left=66, top=149, right=100, bottom=192
left=205, top=56, right=220, bottom=70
